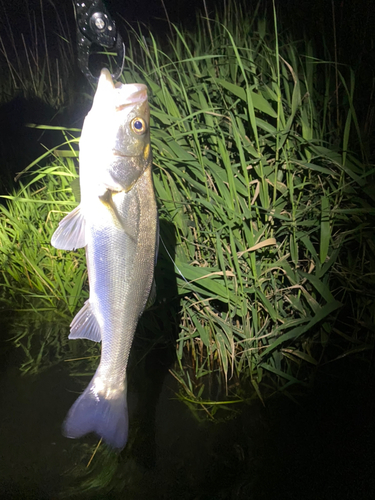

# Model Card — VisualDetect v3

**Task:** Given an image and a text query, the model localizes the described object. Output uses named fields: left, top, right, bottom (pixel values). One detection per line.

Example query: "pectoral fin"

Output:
left=51, top=205, right=86, bottom=250
left=69, top=300, right=101, bottom=342
left=100, top=190, right=138, bottom=241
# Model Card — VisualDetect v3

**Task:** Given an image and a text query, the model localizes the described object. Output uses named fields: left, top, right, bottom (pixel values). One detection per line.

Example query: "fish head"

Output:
left=80, top=69, right=151, bottom=193
left=109, top=84, right=152, bottom=191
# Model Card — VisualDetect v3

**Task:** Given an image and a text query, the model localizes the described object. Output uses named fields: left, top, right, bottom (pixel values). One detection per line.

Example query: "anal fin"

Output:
left=69, top=300, right=101, bottom=342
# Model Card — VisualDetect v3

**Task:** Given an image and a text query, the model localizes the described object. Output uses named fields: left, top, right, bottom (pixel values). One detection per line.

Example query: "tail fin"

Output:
left=63, top=376, right=128, bottom=450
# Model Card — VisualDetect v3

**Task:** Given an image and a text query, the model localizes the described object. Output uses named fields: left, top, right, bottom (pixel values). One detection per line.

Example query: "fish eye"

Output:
left=131, top=117, right=147, bottom=134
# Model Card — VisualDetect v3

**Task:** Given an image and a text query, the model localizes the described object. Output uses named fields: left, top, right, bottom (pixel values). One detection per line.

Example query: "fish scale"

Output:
left=51, top=68, right=158, bottom=449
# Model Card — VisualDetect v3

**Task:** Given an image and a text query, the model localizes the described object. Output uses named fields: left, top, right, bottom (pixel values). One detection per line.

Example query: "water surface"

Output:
left=1, top=327, right=374, bottom=499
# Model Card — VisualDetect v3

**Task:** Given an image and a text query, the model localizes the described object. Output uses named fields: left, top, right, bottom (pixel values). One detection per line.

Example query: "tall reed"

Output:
left=118, top=5, right=370, bottom=396
left=0, top=0, right=75, bottom=108
left=1, top=2, right=372, bottom=400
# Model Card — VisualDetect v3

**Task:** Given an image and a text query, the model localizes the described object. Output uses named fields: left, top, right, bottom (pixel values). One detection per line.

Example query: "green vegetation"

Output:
left=0, top=0, right=74, bottom=108
left=0, top=153, right=85, bottom=315
left=1, top=2, right=374, bottom=404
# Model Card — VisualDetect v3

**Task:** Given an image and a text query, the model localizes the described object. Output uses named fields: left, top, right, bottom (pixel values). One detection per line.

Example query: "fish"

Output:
left=51, top=68, right=158, bottom=450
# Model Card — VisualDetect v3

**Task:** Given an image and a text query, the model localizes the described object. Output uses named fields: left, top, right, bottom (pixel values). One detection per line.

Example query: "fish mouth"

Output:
left=115, top=98, right=146, bottom=111
left=99, top=69, right=148, bottom=106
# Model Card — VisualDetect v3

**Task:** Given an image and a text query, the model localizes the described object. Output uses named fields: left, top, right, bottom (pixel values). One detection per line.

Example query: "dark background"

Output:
left=0, top=2, right=375, bottom=498
left=2, top=0, right=374, bottom=149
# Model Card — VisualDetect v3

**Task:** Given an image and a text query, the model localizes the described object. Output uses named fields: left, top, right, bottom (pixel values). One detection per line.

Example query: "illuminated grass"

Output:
left=0, top=148, right=87, bottom=316
left=0, top=2, right=373, bottom=399
left=119, top=5, right=371, bottom=396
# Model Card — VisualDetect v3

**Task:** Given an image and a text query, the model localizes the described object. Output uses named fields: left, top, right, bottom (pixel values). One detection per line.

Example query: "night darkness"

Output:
left=1, top=0, right=375, bottom=158
left=1, top=1, right=375, bottom=499
left=1, top=0, right=375, bottom=121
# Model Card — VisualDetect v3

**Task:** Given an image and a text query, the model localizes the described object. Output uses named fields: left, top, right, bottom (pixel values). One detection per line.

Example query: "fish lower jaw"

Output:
left=112, top=151, right=142, bottom=158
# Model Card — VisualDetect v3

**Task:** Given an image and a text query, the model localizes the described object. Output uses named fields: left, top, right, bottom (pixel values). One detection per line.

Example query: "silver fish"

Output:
left=51, top=68, right=158, bottom=449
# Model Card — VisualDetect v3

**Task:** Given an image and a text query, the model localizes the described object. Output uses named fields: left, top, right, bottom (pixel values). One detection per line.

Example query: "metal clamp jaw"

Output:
left=73, top=0, right=125, bottom=83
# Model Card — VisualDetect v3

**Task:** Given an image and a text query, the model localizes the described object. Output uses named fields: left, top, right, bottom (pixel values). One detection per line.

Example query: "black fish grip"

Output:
left=73, top=0, right=125, bottom=83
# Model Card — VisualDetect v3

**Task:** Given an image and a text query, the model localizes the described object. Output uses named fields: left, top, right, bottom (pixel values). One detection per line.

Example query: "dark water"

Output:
left=1, top=328, right=374, bottom=500
left=1, top=1, right=374, bottom=496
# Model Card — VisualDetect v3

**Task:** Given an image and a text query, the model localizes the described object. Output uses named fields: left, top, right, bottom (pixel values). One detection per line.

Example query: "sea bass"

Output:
left=51, top=68, right=158, bottom=450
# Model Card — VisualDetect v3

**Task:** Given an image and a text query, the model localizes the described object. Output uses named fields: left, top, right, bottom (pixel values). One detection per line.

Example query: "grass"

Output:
left=0, top=0, right=75, bottom=108
left=0, top=1, right=374, bottom=402
left=118, top=6, right=372, bottom=398
left=0, top=144, right=86, bottom=316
